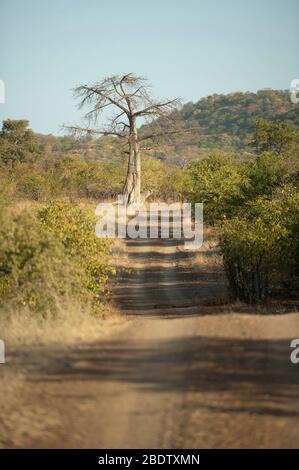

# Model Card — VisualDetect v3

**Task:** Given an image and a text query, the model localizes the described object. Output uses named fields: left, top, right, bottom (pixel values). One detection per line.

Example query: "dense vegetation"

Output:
left=179, top=89, right=299, bottom=151
left=182, top=114, right=298, bottom=302
left=219, top=187, right=298, bottom=303
left=0, top=122, right=115, bottom=317
left=0, top=88, right=298, bottom=312
left=0, top=200, right=114, bottom=317
left=6, top=89, right=298, bottom=167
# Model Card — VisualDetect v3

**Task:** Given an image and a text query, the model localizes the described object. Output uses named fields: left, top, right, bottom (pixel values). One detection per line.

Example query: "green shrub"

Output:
left=14, top=163, right=55, bottom=201
left=187, top=153, right=248, bottom=223
left=252, top=119, right=298, bottom=155
left=0, top=167, right=16, bottom=210
left=0, top=210, right=84, bottom=315
left=38, top=201, right=114, bottom=301
left=47, top=157, right=125, bottom=200
left=219, top=186, right=299, bottom=303
left=85, top=161, right=125, bottom=199
left=244, top=152, right=286, bottom=200
left=0, top=119, right=42, bottom=166
left=141, top=158, right=190, bottom=200
left=0, top=202, right=114, bottom=316
left=160, top=167, right=192, bottom=201
left=141, top=158, right=166, bottom=196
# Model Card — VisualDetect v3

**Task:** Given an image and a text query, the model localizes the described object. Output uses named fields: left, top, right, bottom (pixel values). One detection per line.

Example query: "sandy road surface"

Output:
left=0, top=235, right=299, bottom=448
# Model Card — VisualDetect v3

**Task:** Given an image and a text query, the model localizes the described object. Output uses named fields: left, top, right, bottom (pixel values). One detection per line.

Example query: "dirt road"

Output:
left=1, top=235, right=299, bottom=448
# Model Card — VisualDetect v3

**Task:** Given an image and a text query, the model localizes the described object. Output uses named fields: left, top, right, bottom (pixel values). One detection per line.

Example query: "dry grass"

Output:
left=111, top=237, right=130, bottom=268
left=176, top=225, right=223, bottom=273
left=0, top=301, right=127, bottom=348
left=192, top=235, right=222, bottom=273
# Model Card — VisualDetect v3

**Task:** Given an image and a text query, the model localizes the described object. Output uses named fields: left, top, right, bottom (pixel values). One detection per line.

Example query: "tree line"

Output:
left=0, top=85, right=298, bottom=309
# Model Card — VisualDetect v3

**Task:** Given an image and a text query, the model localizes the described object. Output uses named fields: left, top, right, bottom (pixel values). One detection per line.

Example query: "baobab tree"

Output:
left=67, top=73, right=195, bottom=203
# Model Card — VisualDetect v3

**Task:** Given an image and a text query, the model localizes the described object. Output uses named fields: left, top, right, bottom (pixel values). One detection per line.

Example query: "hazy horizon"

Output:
left=1, top=0, right=298, bottom=135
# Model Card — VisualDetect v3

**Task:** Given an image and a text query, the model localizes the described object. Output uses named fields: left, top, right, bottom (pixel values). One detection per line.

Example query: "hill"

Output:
left=31, top=89, right=299, bottom=166
left=178, top=89, right=299, bottom=150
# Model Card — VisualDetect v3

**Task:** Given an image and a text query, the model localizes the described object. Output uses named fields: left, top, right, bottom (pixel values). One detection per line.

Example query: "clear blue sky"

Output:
left=0, top=0, right=298, bottom=135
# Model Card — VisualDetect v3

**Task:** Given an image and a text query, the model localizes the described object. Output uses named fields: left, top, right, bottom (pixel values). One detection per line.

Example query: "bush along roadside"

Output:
left=219, top=185, right=299, bottom=304
left=0, top=201, right=115, bottom=317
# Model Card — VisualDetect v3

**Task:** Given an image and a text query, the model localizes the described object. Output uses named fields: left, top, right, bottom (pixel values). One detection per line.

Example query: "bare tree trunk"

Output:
left=71, top=75, right=188, bottom=204
left=123, top=117, right=141, bottom=204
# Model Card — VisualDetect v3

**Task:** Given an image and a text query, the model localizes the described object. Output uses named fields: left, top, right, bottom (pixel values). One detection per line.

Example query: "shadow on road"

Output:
left=13, top=335, right=299, bottom=419
left=112, top=235, right=228, bottom=316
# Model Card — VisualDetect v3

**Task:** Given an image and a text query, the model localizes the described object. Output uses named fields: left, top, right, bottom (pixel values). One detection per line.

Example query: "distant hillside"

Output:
left=178, top=89, right=299, bottom=150
left=34, top=89, right=299, bottom=166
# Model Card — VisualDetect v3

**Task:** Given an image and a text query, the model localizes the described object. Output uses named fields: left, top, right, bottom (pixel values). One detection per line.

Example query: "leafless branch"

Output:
left=64, top=125, right=127, bottom=139
left=68, top=73, right=196, bottom=148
